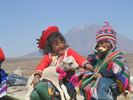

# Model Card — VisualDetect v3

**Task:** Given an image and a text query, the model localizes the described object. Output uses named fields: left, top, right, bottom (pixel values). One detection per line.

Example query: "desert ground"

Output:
left=2, top=53, right=133, bottom=100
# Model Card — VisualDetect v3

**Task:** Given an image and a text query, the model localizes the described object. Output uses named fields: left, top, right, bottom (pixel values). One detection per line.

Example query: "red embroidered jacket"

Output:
left=35, top=48, right=88, bottom=74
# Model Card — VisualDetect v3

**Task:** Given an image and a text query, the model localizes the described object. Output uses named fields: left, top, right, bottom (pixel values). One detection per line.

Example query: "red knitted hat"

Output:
left=38, top=26, right=59, bottom=49
left=96, top=22, right=116, bottom=44
left=0, top=48, right=5, bottom=61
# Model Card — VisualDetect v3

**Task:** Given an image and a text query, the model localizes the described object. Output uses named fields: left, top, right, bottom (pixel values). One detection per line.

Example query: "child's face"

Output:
left=51, top=38, right=66, bottom=55
left=96, top=40, right=112, bottom=58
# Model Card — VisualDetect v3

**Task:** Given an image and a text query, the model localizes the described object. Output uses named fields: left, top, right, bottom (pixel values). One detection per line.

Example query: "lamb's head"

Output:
left=59, top=56, right=79, bottom=71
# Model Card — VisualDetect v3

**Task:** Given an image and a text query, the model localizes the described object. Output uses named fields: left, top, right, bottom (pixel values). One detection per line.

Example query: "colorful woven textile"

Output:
left=0, top=69, right=7, bottom=98
left=80, top=48, right=130, bottom=99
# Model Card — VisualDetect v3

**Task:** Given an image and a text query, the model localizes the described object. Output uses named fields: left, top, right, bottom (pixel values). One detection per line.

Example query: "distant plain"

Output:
left=3, top=53, right=133, bottom=76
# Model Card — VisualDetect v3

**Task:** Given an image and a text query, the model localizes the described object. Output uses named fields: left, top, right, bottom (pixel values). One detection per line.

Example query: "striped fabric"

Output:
left=0, top=69, right=7, bottom=98
left=0, top=80, right=7, bottom=98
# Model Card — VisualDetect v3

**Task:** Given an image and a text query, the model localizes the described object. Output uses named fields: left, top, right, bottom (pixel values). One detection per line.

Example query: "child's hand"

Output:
left=31, top=74, right=40, bottom=87
left=93, top=73, right=102, bottom=79
left=84, top=64, right=95, bottom=72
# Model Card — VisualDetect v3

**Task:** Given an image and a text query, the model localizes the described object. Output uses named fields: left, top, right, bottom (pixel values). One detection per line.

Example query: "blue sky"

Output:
left=0, top=0, right=133, bottom=57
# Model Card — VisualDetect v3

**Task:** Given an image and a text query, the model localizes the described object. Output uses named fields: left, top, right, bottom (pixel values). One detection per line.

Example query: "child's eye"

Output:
left=54, top=41, right=58, bottom=45
left=52, top=40, right=59, bottom=45
left=55, top=39, right=61, bottom=44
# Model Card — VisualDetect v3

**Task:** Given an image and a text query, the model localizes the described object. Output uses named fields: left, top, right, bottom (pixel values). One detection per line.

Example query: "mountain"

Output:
left=65, top=24, right=133, bottom=56
left=19, top=51, right=43, bottom=58
left=117, top=35, right=133, bottom=53
left=65, top=24, right=100, bottom=55
left=20, top=24, right=133, bottom=57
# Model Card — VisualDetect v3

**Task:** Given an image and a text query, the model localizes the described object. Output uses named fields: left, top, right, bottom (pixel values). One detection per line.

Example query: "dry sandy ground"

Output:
left=2, top=53, right=133, bottom=100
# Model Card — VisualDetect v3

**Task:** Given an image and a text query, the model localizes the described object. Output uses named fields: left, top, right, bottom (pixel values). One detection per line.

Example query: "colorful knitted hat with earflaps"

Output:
left=38, top=26, right=59, bottom=49
left=96, top=22, right=117, bottom=45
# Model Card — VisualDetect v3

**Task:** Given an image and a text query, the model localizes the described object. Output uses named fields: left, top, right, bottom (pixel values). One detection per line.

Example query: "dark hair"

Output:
left=40, top=32, right=68, bottom=54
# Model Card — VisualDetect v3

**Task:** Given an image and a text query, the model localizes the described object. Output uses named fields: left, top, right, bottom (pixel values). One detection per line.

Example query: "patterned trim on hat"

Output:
left=97, top=30, right=116, bottom=35
left=96, top=35, right=116, bottom=43
left=96, top=34, right=116, bottom=40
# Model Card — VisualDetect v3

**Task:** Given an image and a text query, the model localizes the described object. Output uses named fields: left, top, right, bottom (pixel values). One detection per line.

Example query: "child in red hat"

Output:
left=31, top=26, right=94, bottom=100
left=0, top=47, right=7, bottom=98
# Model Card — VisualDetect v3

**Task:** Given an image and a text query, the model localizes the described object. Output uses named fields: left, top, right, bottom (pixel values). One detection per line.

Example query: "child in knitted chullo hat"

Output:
left=83, top=22, right=130, bottom=100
